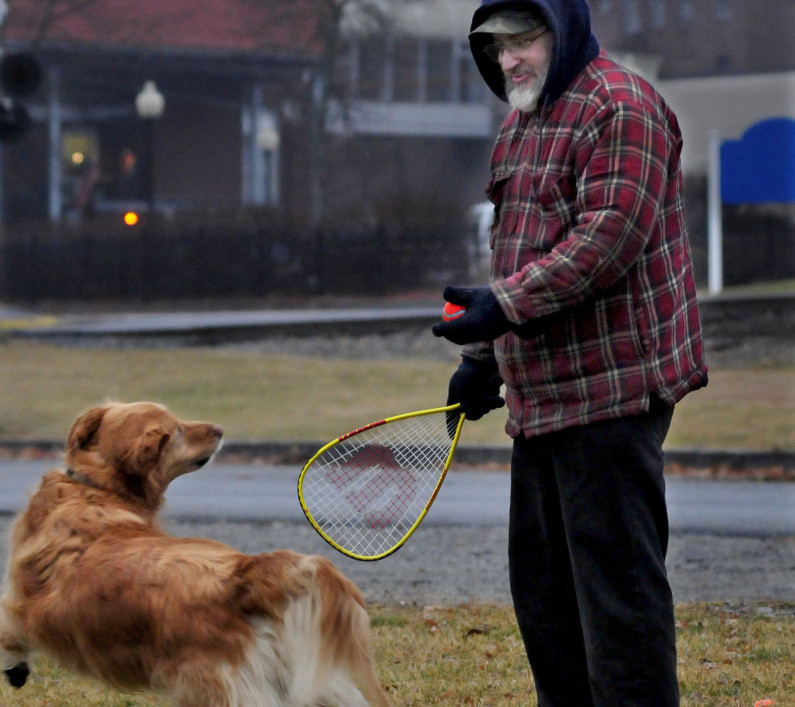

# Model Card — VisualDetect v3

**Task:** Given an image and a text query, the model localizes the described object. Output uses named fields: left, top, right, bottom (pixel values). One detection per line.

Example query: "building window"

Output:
left=381, top=35, right=395, bottom=102
left=393, top=37, right=421, bottom=102
left=651, top=0, right=666, bottom=28
left=358, top=36, right=389, bottom=100
left=338, top=35, right=487, bottom=106
left=680, top=0, right=695, bottom=22
left=715, top=54, right=732, bottom=72
left=457, top=41, right=486, bottom=104
left=425, top=39, right=454, bottom=102
left=623, top=0, right=642, bottom=34
left=716, top=0, right=732, bottom=22
left=333, top=40, right=360, bottom=100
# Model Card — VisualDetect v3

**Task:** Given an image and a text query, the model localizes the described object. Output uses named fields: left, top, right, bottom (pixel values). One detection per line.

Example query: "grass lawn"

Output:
left=0, top=339, right=792, bottom=704
left=0, top=602, right=790, bottom=706
left=0, top=341, right=792, bottom=451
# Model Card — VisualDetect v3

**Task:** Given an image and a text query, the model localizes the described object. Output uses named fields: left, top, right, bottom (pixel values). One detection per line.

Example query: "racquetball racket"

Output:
left=297, top=403, right=465, bottom=561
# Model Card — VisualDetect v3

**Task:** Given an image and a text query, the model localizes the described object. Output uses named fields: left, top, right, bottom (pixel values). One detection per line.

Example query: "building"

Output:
left=0, top=0, right=791, bottom=298
left=0, top=0, right=495, bottom=228
left=1, top=0, right=318, bottom=223
left=589, top=0, right=793, bottom=77
left=3, top=0, right=792, bottom=219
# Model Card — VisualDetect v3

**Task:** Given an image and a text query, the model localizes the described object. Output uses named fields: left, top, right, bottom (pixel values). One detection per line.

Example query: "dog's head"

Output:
left=65, top=402, right=223, bottom=510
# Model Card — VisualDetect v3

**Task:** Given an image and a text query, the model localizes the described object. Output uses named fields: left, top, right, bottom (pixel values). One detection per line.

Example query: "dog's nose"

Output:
left=212, top=425, right=224, bottom=438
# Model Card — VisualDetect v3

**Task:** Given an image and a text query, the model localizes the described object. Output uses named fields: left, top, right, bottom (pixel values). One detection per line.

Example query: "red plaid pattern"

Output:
left=466, top=53, right=708, bottom=438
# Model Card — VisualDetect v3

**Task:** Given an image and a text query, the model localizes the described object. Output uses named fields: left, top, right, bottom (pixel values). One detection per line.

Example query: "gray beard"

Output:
left=506, top=67, right=548, bottom=113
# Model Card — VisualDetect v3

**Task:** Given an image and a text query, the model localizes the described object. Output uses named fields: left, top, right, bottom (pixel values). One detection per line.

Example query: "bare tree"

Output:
left=239, top=0, right=388, bottom=229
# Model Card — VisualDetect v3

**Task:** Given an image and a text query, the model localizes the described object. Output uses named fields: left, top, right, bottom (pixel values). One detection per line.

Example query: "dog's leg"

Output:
left=164, top=661, right=233, bottom=707
left=156, top=653, right=270, bottom=707
left=345, top=604, right=389, bottom=707
left=310, top=560, right=389, bottom=707
left=310, top=584, right=388, bottom=706
left=0, top=599, right=30, bottom=689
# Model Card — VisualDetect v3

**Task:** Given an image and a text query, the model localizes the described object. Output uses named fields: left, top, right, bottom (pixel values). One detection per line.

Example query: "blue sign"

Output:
left=720, top=117, right=795, bottom=204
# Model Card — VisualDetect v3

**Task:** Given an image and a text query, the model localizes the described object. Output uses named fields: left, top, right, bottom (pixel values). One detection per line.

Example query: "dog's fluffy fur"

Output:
left=0, top=402, right=388, bottom=706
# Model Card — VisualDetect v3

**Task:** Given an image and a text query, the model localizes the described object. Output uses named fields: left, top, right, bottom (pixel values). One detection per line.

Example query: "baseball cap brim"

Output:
left=469, top=9, right=545, bottom=37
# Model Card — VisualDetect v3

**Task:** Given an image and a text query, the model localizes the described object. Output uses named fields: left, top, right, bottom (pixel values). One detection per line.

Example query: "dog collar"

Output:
left=65, top=468, right=105, bottom=492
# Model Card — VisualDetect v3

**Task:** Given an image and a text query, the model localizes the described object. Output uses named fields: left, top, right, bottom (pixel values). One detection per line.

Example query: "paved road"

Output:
left=1, top=459, right=793, bottom=535
left=1, top=460, right=793, bottom=604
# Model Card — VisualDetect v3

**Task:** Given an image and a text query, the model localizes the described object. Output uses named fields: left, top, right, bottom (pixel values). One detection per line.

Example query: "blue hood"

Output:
left=470, top=0, right=600, bottom=103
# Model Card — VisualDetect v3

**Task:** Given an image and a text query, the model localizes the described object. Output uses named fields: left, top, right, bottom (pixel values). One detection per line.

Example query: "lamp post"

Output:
left=134, top=80, right=165, bottom=215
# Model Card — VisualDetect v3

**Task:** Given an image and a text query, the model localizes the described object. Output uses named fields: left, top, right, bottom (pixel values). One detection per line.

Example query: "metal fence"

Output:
left=1, top=201, right=791, bottom=304
left=0, top=208, right=470, bottom=302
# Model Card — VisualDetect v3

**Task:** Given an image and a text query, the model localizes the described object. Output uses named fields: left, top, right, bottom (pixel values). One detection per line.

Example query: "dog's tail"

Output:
left=237, top=551, right=388, bottom=705
left=313, top=557, right=389, bottom=707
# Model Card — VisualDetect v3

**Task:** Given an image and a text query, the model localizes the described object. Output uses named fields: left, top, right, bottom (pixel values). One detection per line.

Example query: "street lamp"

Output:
left=135, top=80, right=165, bottom=215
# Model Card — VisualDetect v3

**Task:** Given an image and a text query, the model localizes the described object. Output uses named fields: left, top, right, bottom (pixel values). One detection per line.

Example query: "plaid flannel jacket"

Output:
left=465, top=53, right=708, bottom=438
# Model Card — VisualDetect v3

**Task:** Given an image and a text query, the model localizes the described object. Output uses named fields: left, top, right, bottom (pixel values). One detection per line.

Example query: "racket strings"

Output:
left=300, top=410, right=460, bottom=558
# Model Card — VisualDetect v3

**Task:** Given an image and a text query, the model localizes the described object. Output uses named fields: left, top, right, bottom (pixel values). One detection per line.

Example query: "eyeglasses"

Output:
left=483, top=27, right=550, bottom=63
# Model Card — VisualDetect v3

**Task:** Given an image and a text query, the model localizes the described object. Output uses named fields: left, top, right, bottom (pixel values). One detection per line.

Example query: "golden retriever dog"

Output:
left=0, top=402, right=388, bottom=706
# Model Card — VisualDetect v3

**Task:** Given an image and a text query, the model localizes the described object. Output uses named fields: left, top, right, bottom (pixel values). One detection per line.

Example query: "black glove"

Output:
left=447, top=356, right=505, bottom=422
left=432, top=286, right=511, bottom=345
left=4, top=662, right=29, bottom=688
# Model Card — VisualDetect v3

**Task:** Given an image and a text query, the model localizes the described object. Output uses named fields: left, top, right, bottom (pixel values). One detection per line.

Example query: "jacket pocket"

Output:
left=524, top=175, right=576, bottom=251
left=629, top=287, right=653, bottom=359
left=487, top=176, right=508, bottom=249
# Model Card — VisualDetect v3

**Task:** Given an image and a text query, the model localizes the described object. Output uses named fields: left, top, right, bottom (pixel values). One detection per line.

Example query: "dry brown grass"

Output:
left=0, top=340, right=792, bottom=450
left=1, top=602, right=791, bottom=706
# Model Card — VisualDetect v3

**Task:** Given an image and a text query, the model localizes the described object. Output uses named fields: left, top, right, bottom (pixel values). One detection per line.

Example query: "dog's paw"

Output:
left=3, top=661, right=29, bottom=688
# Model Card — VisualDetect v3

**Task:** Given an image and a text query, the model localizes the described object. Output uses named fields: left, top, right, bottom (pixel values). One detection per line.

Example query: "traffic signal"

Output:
left=0, top=51, right=42, bottom=142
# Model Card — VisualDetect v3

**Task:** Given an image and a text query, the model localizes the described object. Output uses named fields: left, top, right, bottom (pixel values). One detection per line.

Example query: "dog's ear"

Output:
left=124, top=427, right=170, bottom=475
left=66, top=406, right=109, bottom=453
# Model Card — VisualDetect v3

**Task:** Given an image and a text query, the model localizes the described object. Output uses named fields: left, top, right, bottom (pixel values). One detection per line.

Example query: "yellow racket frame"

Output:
left=297, top=403, right=465, bottom=561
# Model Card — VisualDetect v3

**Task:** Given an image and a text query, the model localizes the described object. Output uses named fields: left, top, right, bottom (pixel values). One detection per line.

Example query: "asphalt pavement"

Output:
left=1, top=459, right=793, bottom=536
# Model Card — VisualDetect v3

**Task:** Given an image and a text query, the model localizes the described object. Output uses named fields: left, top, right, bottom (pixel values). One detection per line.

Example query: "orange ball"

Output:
left=755, top=700, right=776, bottom=707
left=442, top=302, right=466, bottom=321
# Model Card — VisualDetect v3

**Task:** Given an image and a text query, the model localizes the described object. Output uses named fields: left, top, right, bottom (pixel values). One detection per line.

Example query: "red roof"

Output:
left=5, top=0, right=323, bottom=56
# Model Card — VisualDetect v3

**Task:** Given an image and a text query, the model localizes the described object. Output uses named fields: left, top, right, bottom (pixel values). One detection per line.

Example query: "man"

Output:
left=432, top=1, right=708, bottom=705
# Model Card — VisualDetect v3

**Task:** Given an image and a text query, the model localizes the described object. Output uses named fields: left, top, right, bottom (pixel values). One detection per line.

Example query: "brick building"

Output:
left=588, top=0, right=793, bottom=77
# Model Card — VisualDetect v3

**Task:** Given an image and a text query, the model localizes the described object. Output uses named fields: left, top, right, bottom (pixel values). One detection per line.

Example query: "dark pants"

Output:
left=509, top=400, right=679, bottom=706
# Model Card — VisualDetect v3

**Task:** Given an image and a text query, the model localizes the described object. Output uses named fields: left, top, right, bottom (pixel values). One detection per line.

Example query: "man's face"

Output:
left=496, top=29, right=554, bottom=112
